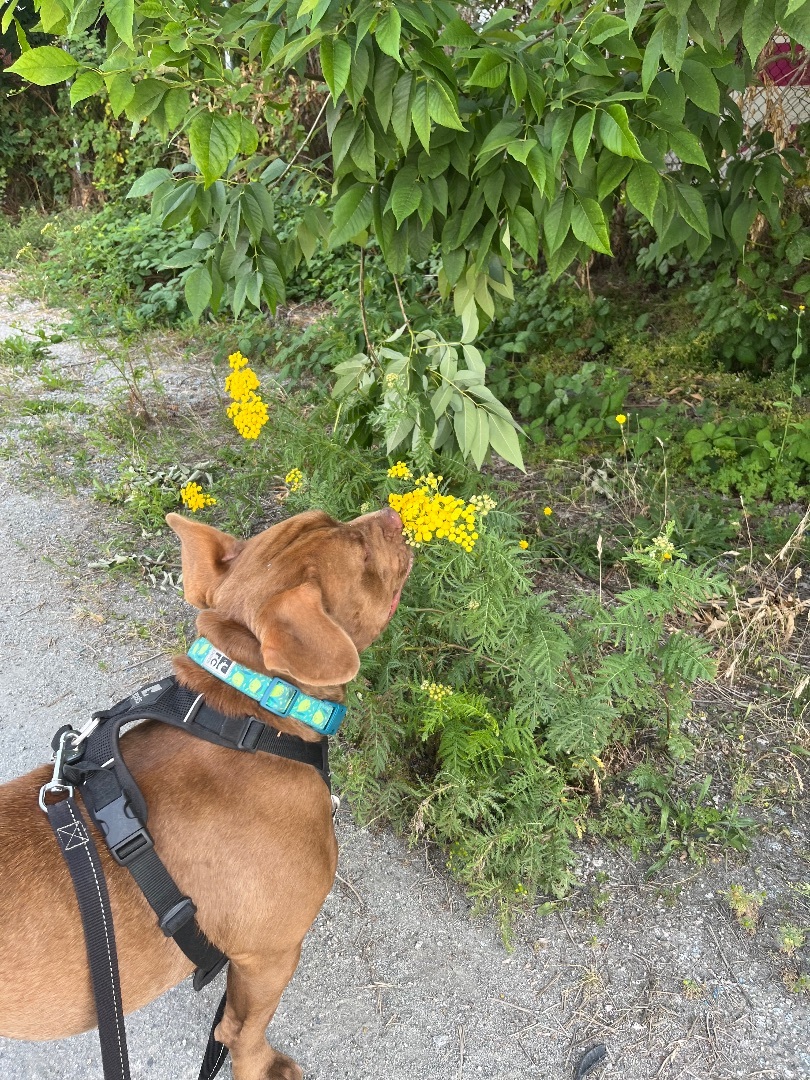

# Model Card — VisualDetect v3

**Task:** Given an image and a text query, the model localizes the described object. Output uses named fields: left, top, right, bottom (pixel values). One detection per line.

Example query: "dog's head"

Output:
left=166, top=508, right=412, bottom=689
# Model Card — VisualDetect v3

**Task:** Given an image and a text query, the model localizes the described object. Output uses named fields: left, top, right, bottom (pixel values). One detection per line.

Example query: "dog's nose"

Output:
left=380, top=507, right=403, bottom=537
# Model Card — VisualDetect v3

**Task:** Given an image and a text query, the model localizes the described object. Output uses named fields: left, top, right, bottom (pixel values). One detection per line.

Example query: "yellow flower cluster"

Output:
left=225, top=351, right=269, bottom=440
left=180, top=482, right=217, bottom=513
left=420, top=680, right=454, bottom=702
left=285, top=468, right=303, bottom=492
left=388, top=474, right=480, bottom=552
left=387, top=461, right=413, bottom=480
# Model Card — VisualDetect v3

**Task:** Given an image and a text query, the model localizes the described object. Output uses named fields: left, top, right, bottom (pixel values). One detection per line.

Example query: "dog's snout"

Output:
left=380, top=507, right=403, bottom=537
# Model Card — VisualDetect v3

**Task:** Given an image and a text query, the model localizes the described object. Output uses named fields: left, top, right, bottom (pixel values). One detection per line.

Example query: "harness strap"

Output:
left=46, top=796, right=131, bottom=1080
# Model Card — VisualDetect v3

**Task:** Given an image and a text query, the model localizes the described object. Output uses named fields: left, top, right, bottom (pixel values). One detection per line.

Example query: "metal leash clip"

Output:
left=38, top=727, right=80, bottom=812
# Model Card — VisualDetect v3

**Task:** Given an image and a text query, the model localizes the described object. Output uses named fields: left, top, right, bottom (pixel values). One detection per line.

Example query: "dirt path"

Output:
left=0, top=273, right=808, bottom=1079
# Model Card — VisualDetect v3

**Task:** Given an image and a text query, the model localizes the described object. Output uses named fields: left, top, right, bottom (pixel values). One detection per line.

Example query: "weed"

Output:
left=783, top=971, right=810, bottom=995
left=776, top=925, right=807, bottom=956
left=682, top=977, right=705, bottom=1000
left=726, top=884, right=766, bottom=933
left=0, top=334, right=52, bottom=370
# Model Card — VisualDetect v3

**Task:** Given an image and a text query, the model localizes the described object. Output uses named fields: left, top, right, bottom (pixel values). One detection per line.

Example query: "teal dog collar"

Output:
left=186, top=637, right=347, bottom=736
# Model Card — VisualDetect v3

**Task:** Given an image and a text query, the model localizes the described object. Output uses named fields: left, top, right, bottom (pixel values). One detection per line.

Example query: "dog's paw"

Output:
left=267, top=1050, right=303, bottom=1080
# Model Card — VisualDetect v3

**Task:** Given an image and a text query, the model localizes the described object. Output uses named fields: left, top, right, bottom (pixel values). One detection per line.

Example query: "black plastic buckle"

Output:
left=237, top=717, right=263, bottom=751
left=193, top=954, right=229, bottom=991
left=93, top=793, right=155, bottom=866
left=159, top=897, right=197, bottom=937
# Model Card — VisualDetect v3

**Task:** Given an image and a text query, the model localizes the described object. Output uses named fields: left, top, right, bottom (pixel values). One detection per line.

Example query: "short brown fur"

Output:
left=0, top=506, right=411, bottom=1080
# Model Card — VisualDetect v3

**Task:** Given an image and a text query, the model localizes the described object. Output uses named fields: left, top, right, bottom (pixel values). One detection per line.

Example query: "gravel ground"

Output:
left=0, top=273, right=809, bottom=1079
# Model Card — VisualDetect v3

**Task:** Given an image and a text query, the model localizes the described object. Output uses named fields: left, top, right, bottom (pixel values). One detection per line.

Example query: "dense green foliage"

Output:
left=0, top=30, right=173, bottom=210
left=6, top=0, right=808, bottom=470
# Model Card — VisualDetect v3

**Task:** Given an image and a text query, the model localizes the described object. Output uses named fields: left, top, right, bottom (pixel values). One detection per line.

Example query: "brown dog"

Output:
left=0, top=506, right=411, bottom=1080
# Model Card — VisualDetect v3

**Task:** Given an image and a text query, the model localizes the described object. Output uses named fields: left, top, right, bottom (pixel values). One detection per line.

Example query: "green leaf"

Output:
left=729, top=199, right=758, bottom=250
left=104, top=0, right=134, bottom=48
left=572, top=109, right=596, bottom=169
left=668, top=128, right=709, bottom=170
left=571, top=197, right=612, bottom=255
left=189, top=112, right=242, bottom=187
left=8, top=46, right=78, bottom=85
left=625, top=0, right=645, bottom=32
left=411, top=82, right=431, bottom=152
left=742, top=0, right=775, bottom=65
left=127, top=168, right=172, bottom=198
left=543, top=190, right=573, bottom=254
left=70, top=69, right=103, bottom=105
left=428, top=82, right=464, bottom=131
left=387, top=166, right=421, bottom=227
left=526, top=145, right=548, bottom=195
left=598, top=103, right=645, bottom=160
left=125, top=79, right=166, bottom=122
left=697, top=0, right=721, bottom=22
left=510, top=61, right=527, bottom=105
left=350, top=121, right=376, bottom=176
left=391, top=72, right=414, bottom=149
left=437, top=18, right=479, bottom=47
left=321, top=36, right=351, bottom=99
left=675, top=183, right=711, bottom=238
left=330, top=184, right=373, bottom=247
left=184, top=264, right=212, bottom=321
left=468, top=50, right=508, bottom=88
left=661, top=11, right=688, bottom=76
left=641, top=22, right=664, bottom=93
left=373, top=54, right=399, bottom=130
left=625, top=162, right=660, bottom=222
left=550, top=107, right=576, bottom=167
left=488, top=412, right=525, bottom=471
left=163, top=88, right=190, bottom=132
left=509, top=205, right=539, bottom=257
left=781, top=6, right=810, bottom=47
left=454, top=396, right=479, bottom=457
left=596, top=151, right=633, bottom=200
left=106, top=72, right=135, bottom=117
left=158, top=182, right=196, bottom=228
left=680, top=57, right=720, bottom=114
left=376, top=8, right=402, bottom=61
left=483, top=171, right=504, bottom=215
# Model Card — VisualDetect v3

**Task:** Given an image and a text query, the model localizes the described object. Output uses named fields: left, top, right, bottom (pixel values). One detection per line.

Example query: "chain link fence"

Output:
left=739, top=37, right=810, bottom=143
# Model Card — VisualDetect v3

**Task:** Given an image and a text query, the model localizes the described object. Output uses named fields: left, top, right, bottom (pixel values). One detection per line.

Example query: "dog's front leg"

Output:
left=215, top=949, right=304, bottom=1080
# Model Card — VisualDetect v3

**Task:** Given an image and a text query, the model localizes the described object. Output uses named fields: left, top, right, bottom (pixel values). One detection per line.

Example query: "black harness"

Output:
left=40, top=675, right=331, bottom=1080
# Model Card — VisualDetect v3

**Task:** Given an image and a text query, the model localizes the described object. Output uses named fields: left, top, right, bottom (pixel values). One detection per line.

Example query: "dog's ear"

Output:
left=255, top=581, right=360, bottom=686
left=166, top=513, right=245, bottom=609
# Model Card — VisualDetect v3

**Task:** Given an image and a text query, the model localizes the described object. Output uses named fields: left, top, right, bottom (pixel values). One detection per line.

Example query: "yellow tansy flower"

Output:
left=224, top=352, right=269, bottom=439
left=180, top=482, right=217, bottom=513
left=285, top=468, right=304, bottom=492
left=420, top=680, right=453, bottom=702
left=389, top=476, right=484, bottom=552
left=387, top=461, right=413, bottom=480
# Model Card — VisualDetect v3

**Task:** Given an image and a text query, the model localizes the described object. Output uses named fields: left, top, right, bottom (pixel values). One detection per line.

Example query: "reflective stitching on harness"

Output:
left=56, top=819, right=89, bottom=851
left=212, top=1040, right=228, bottom=1074
left=65, top=800, right=127, bottom=1078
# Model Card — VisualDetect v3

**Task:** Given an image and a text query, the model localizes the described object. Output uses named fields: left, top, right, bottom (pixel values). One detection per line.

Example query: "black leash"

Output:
left=46, top=795, right=130, bottom=1080
left=42, top=677, right=331, bottom=1080
left=198, top=992, right=229, bottom=1080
